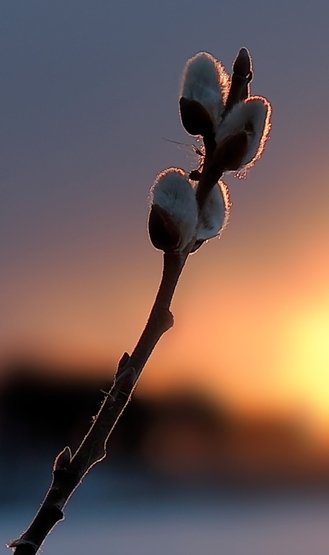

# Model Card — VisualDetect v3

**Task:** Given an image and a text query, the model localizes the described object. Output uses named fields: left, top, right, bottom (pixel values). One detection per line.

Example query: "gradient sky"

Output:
left=1, top=1, right=329, bottom=429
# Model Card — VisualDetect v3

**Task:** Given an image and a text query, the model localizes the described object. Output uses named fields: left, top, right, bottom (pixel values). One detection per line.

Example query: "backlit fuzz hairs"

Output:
left=215, top=96, right=271, bottom=171
left=148, top=168, right=198, bottom=252
left=149, top=168, right=230, bottom=254
left=148, top=47, right=271, bottom=254
left=193, top=180, right=231, bottom=252
left=180, top=52, right=230, bottom=134
left=7, top=46, right=272, bottom=555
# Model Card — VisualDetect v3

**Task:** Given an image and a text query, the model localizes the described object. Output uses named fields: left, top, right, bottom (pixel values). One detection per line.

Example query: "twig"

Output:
left=9, top=95, right=223, bottom=555
left=7, top=250, right=189, bottom=554
left=8, top=152, right=219, bottom=554
left=8, top=45, right=270, bottom=554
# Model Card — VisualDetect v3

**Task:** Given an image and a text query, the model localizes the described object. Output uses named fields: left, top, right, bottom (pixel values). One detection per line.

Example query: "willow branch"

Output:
left=9, top=109, right=223, bottom=555
left=8, top=252, right=189, bottom=554
left=7, top=43, right=268, bottom=555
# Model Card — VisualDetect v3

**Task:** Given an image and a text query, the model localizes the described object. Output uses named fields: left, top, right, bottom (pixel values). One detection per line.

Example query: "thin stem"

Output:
left=8, top=251, right=187, bottom=554
left=196, top=134, right=223, bottom=210
left=130, top=251, right=187, bottom=372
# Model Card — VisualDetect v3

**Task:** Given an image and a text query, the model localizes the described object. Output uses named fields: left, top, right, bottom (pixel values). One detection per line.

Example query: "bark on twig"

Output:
left=8, top=69, right=229, bottom=555
left=7, top=128, right=225, bottom=555
left=8, top=251, right=189, bottom=554
left=9, top=168, right=220, bottom=555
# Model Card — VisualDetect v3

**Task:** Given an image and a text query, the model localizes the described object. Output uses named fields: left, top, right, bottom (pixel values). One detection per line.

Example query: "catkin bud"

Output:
left=224, top=47, right=253, bottom=109
left=179, top=97, right=214, bottom=137
left=148, top=168, right=198, bottom=252
left=212, top=131, right=249, bottom=174
left=192, top=181, right=231, bottom=251
left=216, top=96, right=271, bottom=170
left=179, top=52, right=229, bottom=136
left=233, top=47, right=252, bottom=78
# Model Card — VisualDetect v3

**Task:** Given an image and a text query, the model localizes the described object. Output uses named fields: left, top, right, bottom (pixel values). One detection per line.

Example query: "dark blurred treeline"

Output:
left=1, top=359, right=329, bottom=505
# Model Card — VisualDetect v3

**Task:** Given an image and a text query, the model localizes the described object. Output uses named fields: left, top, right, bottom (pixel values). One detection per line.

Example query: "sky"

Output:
left=1, top=1, right=329, bottom=431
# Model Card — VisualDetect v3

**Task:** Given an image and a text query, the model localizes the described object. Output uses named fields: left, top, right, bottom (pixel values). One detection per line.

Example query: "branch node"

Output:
left=115, top=366, right=137, bottom=395
left=99, top=389, right=115, bottom=401
left=52, top=507, right=64, bottom=520
left=53, top=446, right=72, bottom=471
left=53, top=467, right=73, bottom=484
left=165, top=309, right=174, bottom=329
left=118, top=352, right=130, bottom=369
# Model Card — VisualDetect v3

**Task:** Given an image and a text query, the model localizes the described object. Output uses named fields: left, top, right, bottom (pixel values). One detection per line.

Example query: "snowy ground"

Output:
left=2, top=493, right=329, bottom=555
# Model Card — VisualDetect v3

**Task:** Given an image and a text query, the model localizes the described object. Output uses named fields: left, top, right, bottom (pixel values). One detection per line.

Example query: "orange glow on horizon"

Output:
left=279, top=303, right=329, bottom=433
left=1, top=182, right=329, bottom=440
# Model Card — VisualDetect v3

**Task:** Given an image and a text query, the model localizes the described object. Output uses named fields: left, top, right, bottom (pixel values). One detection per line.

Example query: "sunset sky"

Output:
left=1, top=1, right=329, bottom=431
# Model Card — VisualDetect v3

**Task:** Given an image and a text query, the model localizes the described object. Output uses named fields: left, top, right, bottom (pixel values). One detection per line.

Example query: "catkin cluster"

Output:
left=148, top=48, right=271, bottom=254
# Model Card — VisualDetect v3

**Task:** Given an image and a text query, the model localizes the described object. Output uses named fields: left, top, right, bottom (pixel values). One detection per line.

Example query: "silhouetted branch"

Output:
left=8, top=251, right=187, bottom=554
left=8, top=45, right=271, bottom=554
left=9, top=164, right=220, bottom=555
